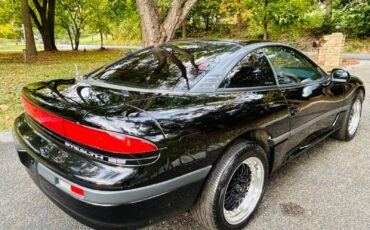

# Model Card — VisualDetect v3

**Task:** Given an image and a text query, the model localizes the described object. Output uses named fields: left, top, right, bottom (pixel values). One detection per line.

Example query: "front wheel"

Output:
left=332, top=91, right=363, bottom=141
left=192, top=141, right=267, bottom=229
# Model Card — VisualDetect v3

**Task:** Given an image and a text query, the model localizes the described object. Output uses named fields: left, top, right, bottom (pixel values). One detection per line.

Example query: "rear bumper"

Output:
left=36, top=162, right=209, bottom=206
left=13, top=114, right=211, bottom=228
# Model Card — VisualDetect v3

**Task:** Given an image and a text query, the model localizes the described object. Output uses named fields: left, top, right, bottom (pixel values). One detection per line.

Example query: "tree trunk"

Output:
left=203, top=15, right=210, bottom=31
left=29, top=0, right=57, bottom=51
left=136, top=0, right=166, bottom=46
left=263, top=23, right=268, bottom=40
left=100, top=30, right=104, bottom=49
left=98, top=14, right=104, bottom=49
left=21, top=0, right=37, bottom=57
left=182, top=22, right=187, bottom=39
left=66, top=27, right=74, bottom=50
left=74, top=30, right=80, bottom=51
left=48, top=0, right=57, bottom=50
left=263, top=0, right=268, bottom=40
left=136, top=0, right=198, bottom=46
left=236, top=0, right=243, bottom=28
left=40, top=29, right=53, bottom=51
left=325, top=0, right=332, bottom=20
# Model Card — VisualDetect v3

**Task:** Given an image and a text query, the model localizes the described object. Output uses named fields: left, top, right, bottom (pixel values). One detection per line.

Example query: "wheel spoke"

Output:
left=223, top=157, right=264, bottom=225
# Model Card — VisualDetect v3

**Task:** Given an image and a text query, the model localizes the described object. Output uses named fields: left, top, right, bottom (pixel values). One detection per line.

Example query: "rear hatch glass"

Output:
left=87, top=41, right=241, bottom=92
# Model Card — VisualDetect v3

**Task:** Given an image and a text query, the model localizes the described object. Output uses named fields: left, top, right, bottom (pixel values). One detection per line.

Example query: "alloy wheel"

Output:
left=223, top=157, right=265, bottom=225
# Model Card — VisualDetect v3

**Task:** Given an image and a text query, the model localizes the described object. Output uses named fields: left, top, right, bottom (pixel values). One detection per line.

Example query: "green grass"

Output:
left=0, top=49, right=125, bottom=131
left=78, top=35, right=142, bottom=46
left=0, top=38, right=44, bottom=51
left=0, top=45, right=44, bottom=51
left=0, top=36, right=143, bottom=50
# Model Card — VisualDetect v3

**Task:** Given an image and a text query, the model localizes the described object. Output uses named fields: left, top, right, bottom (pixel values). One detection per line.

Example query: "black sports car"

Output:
left=13, top=40, right=365, bottom=229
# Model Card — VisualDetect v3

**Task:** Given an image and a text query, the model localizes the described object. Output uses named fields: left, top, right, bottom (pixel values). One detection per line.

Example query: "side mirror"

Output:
left=331, top=68, right=350, bottom=83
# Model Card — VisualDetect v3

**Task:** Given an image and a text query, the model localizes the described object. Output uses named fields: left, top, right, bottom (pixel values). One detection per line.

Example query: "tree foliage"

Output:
left=56, top=0, right=95, bottom=50
left=0, top=0, right=368, bottom=48
left=333, top=0, right=370, bottom=38
left=88, top=0, right=110, bottom=48
left=0, top=0, right=22, bottom=38
left=191, top=0, right=221, bottom=31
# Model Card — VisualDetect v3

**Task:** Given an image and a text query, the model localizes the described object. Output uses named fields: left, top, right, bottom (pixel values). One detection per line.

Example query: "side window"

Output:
left=264, top=46, right=323, bottom=85
left=220, top=50, right=276, bottom=88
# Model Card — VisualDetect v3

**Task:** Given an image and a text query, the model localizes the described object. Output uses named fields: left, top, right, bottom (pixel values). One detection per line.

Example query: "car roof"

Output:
left=82, top=39, right=298, bottom=95
left=187, top=40, right=288, bottom=93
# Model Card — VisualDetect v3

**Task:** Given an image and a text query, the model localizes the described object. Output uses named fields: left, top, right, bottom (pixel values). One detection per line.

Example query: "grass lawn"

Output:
left=0, top=49, right=125, bottom=131
left=0, top=45, right=44, bottom=51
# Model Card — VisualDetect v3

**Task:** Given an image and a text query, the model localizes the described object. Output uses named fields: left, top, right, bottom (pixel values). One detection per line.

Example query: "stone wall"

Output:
left=318, top=33, right=345, bottom=67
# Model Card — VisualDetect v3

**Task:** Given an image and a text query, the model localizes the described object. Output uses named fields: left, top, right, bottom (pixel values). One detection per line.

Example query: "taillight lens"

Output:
left=22, top=97, right=158, bottom=154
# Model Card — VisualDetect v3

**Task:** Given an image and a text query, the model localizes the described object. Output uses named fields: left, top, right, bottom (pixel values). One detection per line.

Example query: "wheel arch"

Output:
left=357, top=86, right=365, bottom=99
left=217, top=128, right=275, bottom=174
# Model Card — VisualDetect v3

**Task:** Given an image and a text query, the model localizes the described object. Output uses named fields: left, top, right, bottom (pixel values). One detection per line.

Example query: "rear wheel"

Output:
left=192, top=141, right=267, bottom=229
left=332, top=91, right=363, bottom=141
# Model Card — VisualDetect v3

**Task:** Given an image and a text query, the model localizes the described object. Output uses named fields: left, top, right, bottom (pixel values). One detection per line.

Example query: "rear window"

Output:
left=88, top=41, right=240, bottom=91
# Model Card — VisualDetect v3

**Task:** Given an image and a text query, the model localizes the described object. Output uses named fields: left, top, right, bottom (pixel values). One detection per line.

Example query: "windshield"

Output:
left=87, top=41, right=241, bottom=91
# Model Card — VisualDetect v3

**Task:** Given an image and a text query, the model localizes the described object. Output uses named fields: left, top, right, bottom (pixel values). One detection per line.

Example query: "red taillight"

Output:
left=70, top=185, right=85, bottom=197
left=58, top=179, right=84, bottom=197
left=22, top=97, right=158, bottom=154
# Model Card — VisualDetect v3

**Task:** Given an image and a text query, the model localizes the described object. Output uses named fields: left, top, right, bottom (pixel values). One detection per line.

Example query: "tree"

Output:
left=262, top=0, right=268, bottom=40
left=221, top=0, right=250, bottom=29
left=325, top=0, right=332, bottom=20
left=333, top=0, right=370, bottom=38
left=192, top=0, right=221, bottom=31
left=0, top=0, right=21, bottom=24
left=29, top=0, right=57, bottom=51
left=89, top=0, right=110, bottom=49
left=0, top=0, right=23, bottom=39
left=240, top=0, right=270, bottom=40
left=0, top=24, right=18, bottom=38
left=135, top=0, right=198, bottom=46
left=20, top=0, right=37, bottom=56
left=57, top=0, right=92, bottom=50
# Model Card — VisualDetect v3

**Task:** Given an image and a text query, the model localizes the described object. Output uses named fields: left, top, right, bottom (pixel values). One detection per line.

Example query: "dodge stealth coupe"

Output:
left=14, top=40, right=364, bottom=229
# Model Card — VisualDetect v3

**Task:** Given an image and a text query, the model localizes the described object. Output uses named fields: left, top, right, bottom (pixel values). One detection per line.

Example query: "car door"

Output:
left=205, top=49, right=291, bottom=169
left=264, top=46, right=345, bottom=162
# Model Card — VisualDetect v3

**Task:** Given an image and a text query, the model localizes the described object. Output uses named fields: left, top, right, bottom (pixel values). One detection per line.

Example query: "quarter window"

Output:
left=264, top=46, right=323, bottom=85
left=220, top=50, right=276, bottom=88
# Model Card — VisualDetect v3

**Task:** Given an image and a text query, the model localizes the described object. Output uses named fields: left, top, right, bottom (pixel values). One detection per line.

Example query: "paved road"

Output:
left=305, top=52, right=370, bottom=61
left=0, top=61, right=369, bottom=229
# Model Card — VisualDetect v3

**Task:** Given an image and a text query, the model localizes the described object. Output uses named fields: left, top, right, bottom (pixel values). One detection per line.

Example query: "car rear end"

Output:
left=13, top=80, right=208, bottom=229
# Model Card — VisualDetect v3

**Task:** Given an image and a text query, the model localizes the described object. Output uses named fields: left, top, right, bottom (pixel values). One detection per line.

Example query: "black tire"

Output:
left=192, top=140, right=268, bottom=230
left=332, top=91, right=364, bottom=141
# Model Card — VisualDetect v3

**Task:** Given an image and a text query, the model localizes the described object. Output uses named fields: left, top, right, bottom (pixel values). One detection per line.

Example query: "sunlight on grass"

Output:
left=0, top=49, right=125, bottom=131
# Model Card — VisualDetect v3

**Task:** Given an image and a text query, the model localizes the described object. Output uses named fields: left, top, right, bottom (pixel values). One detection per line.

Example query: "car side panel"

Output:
left=199, top=89, right=291, bottom=170
left=277, top=81, right=346, bottom=163
left=135, top=89, right=291, bottom=176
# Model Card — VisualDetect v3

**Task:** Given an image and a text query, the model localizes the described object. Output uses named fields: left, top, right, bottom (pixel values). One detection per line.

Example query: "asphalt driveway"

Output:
left=0, top=61, right=369, bottom=230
